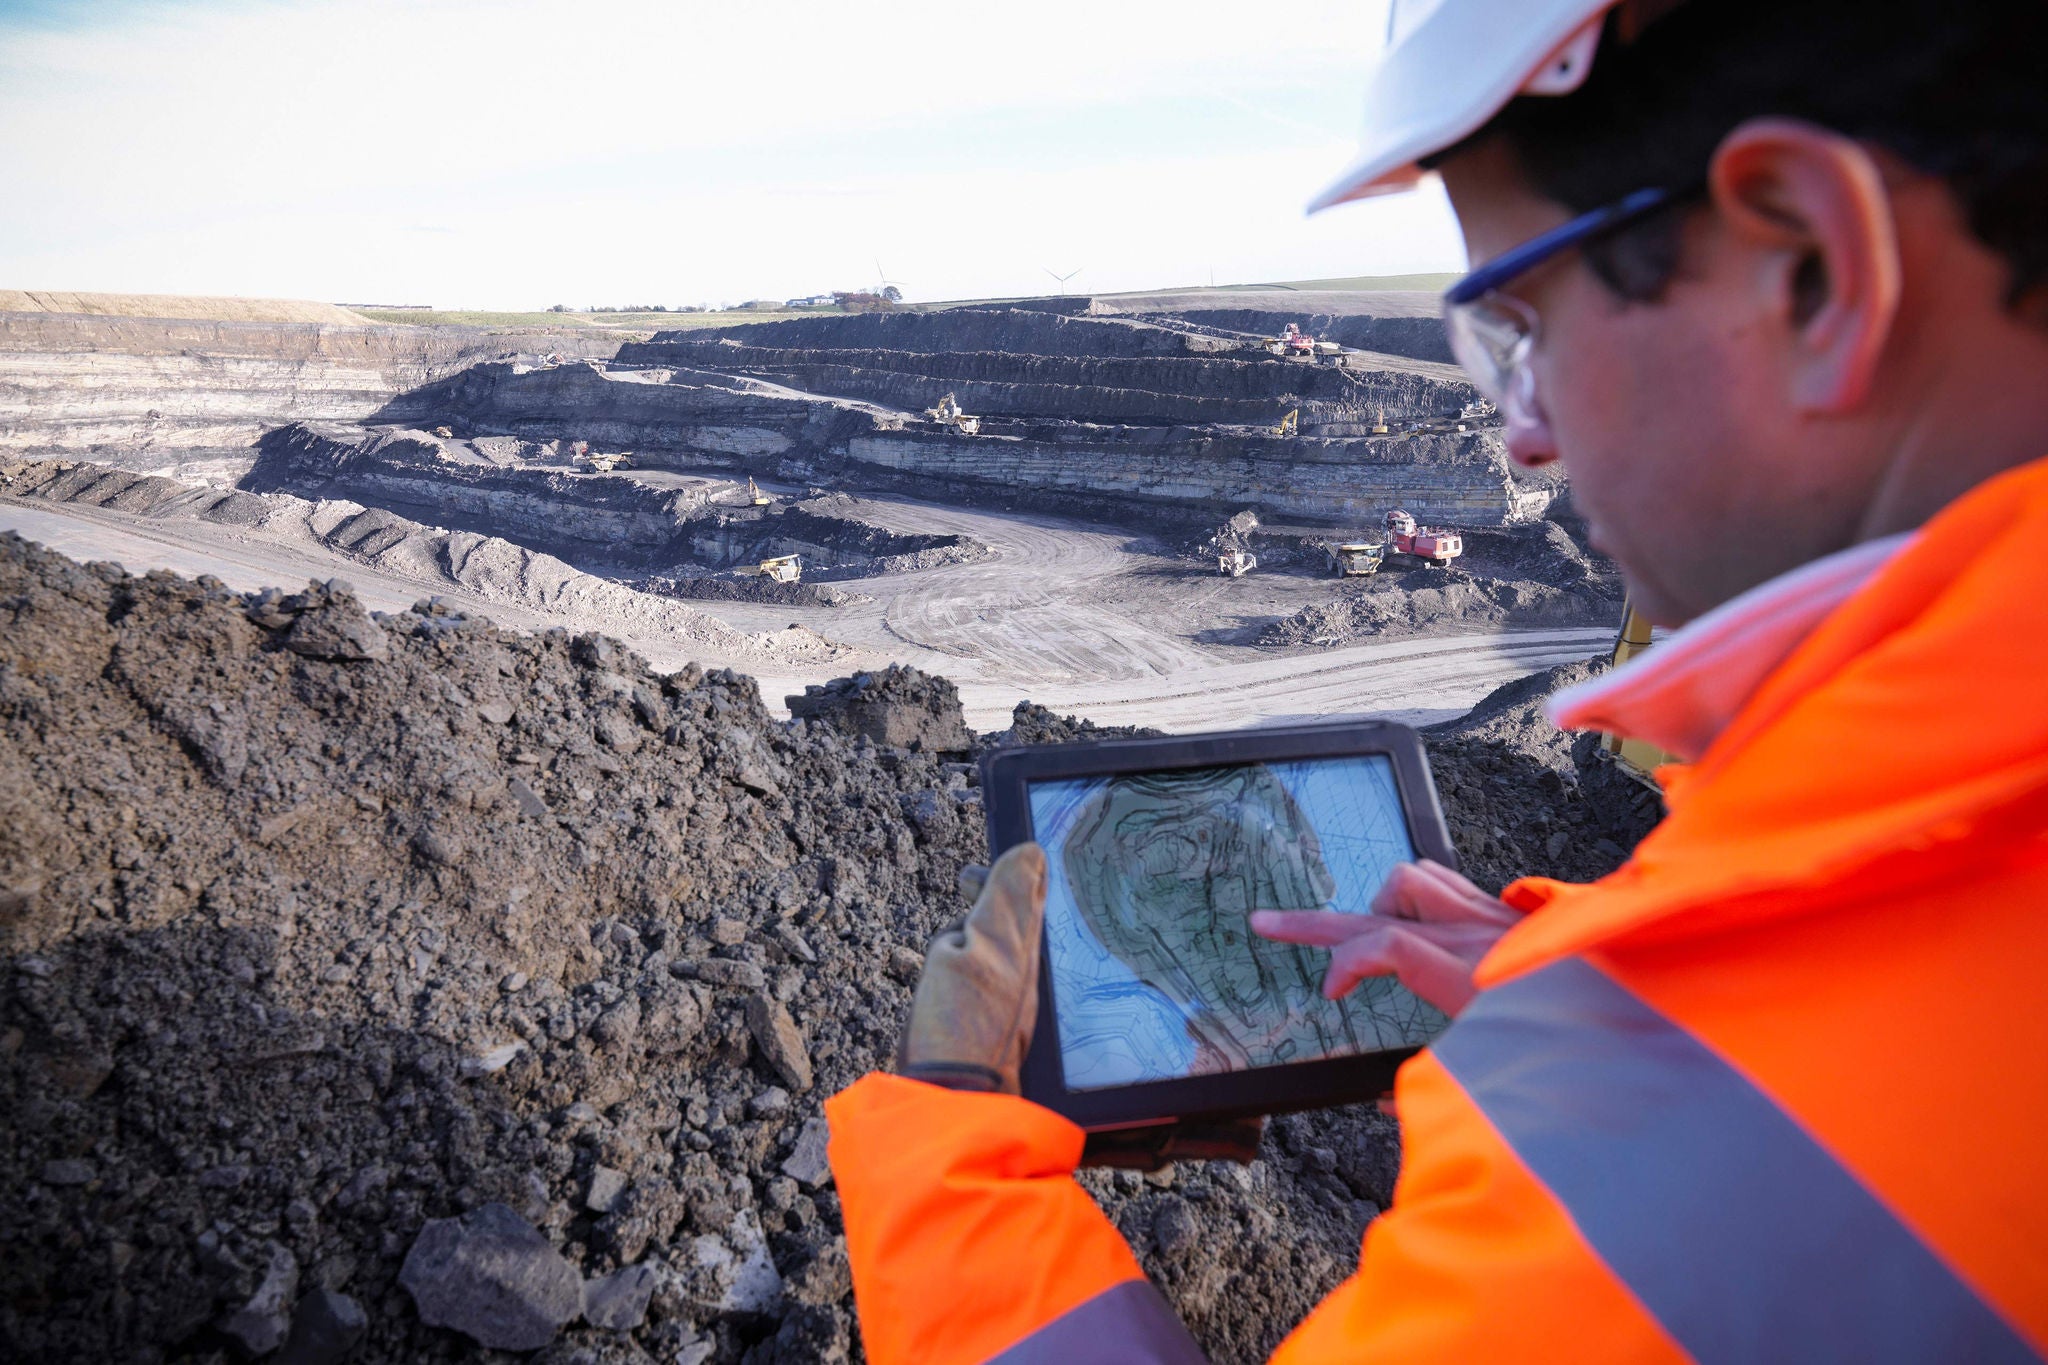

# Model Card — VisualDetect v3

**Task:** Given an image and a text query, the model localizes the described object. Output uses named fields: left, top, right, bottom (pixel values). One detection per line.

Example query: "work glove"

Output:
left=916, top=851, right=1268, bottom=1168
left=895, top=842, right=1047, bottom=1094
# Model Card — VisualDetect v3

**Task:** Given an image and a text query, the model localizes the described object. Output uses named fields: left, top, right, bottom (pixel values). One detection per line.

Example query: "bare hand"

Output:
left=1249, top=860, right=1519, bottom=1018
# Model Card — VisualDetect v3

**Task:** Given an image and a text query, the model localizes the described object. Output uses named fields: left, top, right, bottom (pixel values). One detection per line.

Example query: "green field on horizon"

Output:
left=353, top=306, right=840, bottom=330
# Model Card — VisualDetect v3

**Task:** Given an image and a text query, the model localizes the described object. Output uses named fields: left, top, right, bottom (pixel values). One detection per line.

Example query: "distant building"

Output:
left=784, top=294, right=836, bottom=308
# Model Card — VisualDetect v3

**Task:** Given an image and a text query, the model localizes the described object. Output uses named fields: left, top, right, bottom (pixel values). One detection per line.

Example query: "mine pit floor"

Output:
left=2, top=464, right=1615, bottom=734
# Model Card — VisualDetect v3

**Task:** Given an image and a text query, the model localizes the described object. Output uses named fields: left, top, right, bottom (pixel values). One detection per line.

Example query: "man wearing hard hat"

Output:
left=823, top=0, right=2048, bottom=1359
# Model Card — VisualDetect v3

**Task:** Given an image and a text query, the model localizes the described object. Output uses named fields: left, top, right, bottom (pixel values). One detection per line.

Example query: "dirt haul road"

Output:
left=671, top=485, right=1614, bottom=730
left=0, top=485, right=1611, bottom=734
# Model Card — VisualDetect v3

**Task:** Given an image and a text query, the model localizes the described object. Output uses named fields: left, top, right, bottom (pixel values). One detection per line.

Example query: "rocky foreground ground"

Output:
left=0, top=532, right=1658, bottom=1364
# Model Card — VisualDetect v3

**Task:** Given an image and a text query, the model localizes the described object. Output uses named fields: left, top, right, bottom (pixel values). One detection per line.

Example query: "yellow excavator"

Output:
left=925, top=393, right=981, bottom=435
left=747, top=477, right=772, bottom=507
left=1601, top=598, right=1678, bottom=783
left=1275, top=408, right=1299, bottom=438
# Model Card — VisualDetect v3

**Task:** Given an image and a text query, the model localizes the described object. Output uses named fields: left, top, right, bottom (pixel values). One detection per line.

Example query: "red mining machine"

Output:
left=1268, top=322, right=1317, bottom=359
left=1384, top=509, right=1463, bottom=566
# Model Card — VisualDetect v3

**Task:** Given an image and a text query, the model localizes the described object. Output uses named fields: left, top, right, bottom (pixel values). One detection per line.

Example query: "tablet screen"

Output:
left=1028, top=755, right=1450, bottom=1092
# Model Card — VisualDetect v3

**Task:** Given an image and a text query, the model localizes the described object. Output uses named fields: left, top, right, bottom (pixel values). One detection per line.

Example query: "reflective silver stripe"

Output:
left=1434, top=956, right=2039, bottom=1363
left=987, top=1278, right=1207, bottom=1365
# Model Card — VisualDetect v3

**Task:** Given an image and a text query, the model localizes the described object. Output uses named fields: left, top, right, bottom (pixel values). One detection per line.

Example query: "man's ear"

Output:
left=1707, top=118, right=1903, bottom=414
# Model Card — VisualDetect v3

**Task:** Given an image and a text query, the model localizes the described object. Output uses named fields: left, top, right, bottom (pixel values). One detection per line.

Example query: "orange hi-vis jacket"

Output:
left=825, top=455, right=2048, bottom=1364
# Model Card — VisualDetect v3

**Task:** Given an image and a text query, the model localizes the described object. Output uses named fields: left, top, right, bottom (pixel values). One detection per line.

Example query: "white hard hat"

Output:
left=1308, top=0, right=1626, bottom=213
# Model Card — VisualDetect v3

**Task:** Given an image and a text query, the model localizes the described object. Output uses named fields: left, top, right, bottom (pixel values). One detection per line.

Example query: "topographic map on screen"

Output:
left=1030, top=756, right=1449, bottom=1090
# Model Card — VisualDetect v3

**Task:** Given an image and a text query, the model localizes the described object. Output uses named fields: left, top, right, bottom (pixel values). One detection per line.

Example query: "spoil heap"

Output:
left=0, top=533, right=1654, bottom=1364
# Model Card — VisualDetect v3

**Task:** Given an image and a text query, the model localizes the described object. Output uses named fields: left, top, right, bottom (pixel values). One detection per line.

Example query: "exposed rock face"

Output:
left=2, top=301, right=1554, bottom=527
left=0, top=312, right=614, bottom=463
left=619, top=339, right=1471, bottom=427
left=244, top=423, right=988, bottom=578
left=1149, top=309, right=1457, bottom=365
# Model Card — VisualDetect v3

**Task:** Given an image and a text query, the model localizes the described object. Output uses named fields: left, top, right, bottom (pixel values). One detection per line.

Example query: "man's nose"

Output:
left=1502, top=369, right=1560, bottom=468
left=1505, top=415, right=1560, bottom=468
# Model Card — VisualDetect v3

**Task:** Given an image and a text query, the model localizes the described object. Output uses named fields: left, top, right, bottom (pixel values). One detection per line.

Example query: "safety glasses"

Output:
left=1441, top=185, right=1687, bottom=405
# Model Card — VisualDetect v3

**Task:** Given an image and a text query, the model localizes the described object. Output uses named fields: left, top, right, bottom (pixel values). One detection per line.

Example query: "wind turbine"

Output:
left=1044, top=266, right=1084, bottom=291
left=874, top=260, right=908, bottom=300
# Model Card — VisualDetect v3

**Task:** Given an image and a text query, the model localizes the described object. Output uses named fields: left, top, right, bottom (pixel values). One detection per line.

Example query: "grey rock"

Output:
left=885, top=945, right=924, bottom=984
left=219, top=1242, right=299, bottom=1358
left=398, top=1202, right=583, bottom=1351
left=780, top=1116, right=833, bottom=1188
left=590, top=995, right=640, bottom=1050
left=39, top=1157, right=95, bottom=1186
left=582, top=1263, right=657, bottom=1331
left=669, top=1209, right=784, bottom=1316
left=593, top=710, right=641, bottom=753
left=1152, top=1196, right=1198, bottom=1260
left=284, top=601, right=389, bottom=663
left=671, top=1335, right=716, bottom=1365
left=507, top=777, right=550, bottom=819
left=412, top=826, right=463, bottom=866
left=771, top=924, right=817, bottom=963
left=745, top=993, right=812, bottom=1092
left=274, top=1287, right=367, bottom=1365
left=746, top=1086, right=790, bottom=1119
left=693, top=959, right=765, bottom=992
left=585, top=1165, right=629, bottom=1214
left=475, top=697, right=516, bottom=726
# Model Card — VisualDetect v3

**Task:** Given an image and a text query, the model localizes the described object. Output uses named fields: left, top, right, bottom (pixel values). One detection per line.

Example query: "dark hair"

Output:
left=1468, top=0, right=2048, bottom=305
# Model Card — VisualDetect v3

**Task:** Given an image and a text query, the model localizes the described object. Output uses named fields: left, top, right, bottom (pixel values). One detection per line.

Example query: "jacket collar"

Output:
left=1479, top=455, right=2048, bottom=985
left=1546, top=533, right=1917, bottom=763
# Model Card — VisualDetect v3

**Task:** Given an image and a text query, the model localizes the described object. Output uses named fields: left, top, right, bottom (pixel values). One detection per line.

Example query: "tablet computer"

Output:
left=981, top=721, right=1456, bottom=1131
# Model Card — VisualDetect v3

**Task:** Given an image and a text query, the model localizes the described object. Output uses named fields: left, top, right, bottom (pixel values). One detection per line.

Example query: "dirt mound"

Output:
left=786, top=666, right=974, bottom=755
left=0, top=535, right=1658, bottom=1364
left=1424, top=660, right=1666, bottom=892
left=639, top=576, right=867, bottom=609
left=1258, top=569, right=1611, bottom=645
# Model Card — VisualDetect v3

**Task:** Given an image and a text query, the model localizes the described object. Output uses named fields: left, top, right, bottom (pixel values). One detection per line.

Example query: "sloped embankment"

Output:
left=1, top=458, right=845, bottom=671
left=243, top=424, right=987, bottom=580
left=0, top=312, right=617, bottom=464
left=0, top=533, right=1655, bottom=1364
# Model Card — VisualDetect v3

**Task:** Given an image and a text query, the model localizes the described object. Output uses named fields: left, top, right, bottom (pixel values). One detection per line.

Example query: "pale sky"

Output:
left=0, top=0, right=1468, bottom=309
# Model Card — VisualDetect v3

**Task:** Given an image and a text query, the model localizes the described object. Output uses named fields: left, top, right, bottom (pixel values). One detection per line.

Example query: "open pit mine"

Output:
left=0, top=295, right=1620, bottom=731
left=0, top=292, right=1654, bottom=1364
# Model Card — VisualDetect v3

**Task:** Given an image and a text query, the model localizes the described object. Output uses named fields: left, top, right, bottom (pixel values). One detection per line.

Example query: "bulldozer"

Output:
left=1384, top=509, right=1463, bottom=565
left=747, top=477, right=772, bottom=507
left=1328, top=541, right=1386, bottom=577
left=1218, top=548, right=1258, bottom=578
left=925, top=393, right=981, bottom=435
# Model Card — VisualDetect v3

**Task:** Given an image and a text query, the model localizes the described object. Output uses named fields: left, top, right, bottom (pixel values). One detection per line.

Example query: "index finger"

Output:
left=1249, top=909, right=1373, bottom=947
